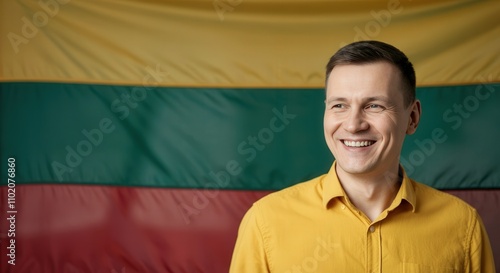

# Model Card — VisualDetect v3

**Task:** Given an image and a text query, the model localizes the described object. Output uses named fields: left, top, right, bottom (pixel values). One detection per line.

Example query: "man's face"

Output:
left=324, top=61, right=420, bottom=178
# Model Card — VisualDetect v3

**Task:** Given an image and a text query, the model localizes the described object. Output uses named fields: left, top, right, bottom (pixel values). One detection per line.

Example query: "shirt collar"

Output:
left=321, top=162, right=345, bottom=208
left=321, top=161, right=416, bottom=212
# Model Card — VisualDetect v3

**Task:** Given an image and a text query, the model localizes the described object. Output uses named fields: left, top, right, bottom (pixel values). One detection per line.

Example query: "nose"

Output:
left=342, top=108, right=369, bottom=133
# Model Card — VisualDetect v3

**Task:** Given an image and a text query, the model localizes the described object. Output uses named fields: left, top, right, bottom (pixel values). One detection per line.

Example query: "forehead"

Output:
left=326, top=62, right=405, bottom=102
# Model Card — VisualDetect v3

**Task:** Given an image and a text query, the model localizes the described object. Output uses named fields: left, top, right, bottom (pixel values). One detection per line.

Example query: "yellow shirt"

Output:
left=230, top=163, right=495, bottom=273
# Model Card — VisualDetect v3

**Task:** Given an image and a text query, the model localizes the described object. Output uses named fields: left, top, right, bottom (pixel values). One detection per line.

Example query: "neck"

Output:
left=336, top=165, right=402, bottom=222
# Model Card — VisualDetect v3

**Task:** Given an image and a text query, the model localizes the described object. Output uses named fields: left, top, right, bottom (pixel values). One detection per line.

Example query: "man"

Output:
left=229, top=41, right=495, bottom=272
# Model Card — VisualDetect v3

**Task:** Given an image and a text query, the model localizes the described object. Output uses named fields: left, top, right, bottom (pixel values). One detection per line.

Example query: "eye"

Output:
left=329, top=103, right=348, bottom=111
left=365, top=104, right=385, bottom=112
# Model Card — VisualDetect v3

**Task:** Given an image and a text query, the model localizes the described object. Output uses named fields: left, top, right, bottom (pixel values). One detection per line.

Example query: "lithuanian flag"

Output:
left=1, top=0, right=499, bottom=272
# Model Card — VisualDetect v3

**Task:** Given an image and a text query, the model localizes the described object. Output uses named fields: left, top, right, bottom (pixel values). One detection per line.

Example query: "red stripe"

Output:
left=0, top=185, right=271, bottom=273
left=0, top=185, right=498, bottom=272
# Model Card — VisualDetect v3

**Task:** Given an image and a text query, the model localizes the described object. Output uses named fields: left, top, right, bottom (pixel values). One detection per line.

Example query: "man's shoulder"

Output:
left=412, top=179, right=477, bottom=215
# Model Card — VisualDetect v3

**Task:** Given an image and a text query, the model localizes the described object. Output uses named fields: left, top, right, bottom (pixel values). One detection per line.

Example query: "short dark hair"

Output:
left=326, top=41, right=416, bottom=107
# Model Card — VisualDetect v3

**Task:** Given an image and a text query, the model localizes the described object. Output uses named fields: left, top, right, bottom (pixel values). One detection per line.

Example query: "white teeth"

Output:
left=343, top=140, right=374, bottom=147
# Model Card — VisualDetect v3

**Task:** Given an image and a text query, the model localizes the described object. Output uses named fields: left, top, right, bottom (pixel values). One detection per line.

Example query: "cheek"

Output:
left=377, top=118, right=407, bottom=141
left=323, top=114, right=338, bottom=134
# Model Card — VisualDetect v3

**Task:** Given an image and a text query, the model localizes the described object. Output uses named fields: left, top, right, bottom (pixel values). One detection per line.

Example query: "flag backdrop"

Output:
left=1, top=0, right=499, bottom=272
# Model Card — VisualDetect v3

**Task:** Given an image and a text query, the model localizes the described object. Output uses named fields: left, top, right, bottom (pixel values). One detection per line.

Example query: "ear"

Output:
left=406, top=100, right=421, bottom=135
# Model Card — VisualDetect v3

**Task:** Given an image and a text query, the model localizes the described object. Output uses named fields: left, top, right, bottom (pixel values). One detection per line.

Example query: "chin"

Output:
left=336, top=160, right=375, bottom=175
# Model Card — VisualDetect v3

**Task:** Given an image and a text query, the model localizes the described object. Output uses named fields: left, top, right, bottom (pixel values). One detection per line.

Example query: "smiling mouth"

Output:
left=342, top=140, right=375, bottom=147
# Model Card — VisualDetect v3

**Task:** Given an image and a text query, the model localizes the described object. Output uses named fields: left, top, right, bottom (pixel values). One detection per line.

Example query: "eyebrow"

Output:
left=325, top=96, right=391, bottom=104
left=325, top=97, right=346, bottom=104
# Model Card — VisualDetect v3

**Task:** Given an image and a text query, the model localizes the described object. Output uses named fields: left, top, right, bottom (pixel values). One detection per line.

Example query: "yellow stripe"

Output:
left=1, top=0, right=499, bottom=87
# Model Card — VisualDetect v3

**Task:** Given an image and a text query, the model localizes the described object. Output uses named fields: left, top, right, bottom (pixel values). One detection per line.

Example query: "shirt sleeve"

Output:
left=229, top=204, right=271, bottom=273
left=467, top=210, right=496, bottom=273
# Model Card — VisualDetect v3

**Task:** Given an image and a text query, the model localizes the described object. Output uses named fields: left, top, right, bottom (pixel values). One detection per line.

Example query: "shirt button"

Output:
left=369, top=226, right=375, bottom=233
left=341, top=205, right=346, bottom=210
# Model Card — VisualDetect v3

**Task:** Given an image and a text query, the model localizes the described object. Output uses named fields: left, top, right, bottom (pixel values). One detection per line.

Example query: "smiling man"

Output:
left=230, top=41, right=495, bottom=273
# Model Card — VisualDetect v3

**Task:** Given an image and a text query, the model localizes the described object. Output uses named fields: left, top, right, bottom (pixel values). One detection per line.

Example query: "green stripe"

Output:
left=1, top=82, right=499, bottom=190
